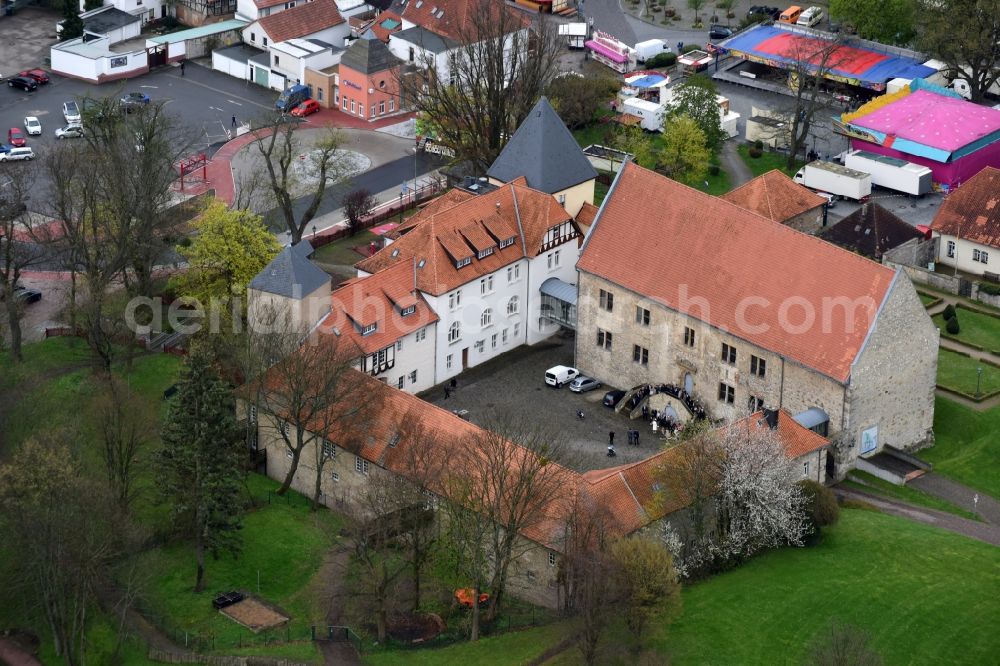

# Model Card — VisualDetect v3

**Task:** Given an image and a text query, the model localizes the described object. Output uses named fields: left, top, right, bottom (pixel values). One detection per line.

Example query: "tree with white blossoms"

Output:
left=656, top=414, right=807, bottom=576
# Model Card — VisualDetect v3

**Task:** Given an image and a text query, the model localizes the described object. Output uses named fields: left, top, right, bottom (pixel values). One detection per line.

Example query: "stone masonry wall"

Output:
left=843, top=273, right=938, bottom=471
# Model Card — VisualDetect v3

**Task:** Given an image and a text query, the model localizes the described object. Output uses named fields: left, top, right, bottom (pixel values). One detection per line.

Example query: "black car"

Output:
left=0, top=284, right=42, bottom=305
left=7, top=76, right=38, bottom=92
left=709, top=24, right=734, bottom=40
left=747, top=5, right=780, bottom=20
left=120, top=92, right=151, bottom=112
left=603, top=389, right=626, bottom=408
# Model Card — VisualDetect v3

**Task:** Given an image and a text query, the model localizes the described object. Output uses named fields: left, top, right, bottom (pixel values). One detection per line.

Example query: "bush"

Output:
left=708, top=164, right=720, bottom=176
left=800, top=480, right=840, bottom=529
left=946, top=316, right=961, bottom=335
left=748, top=146, right=763, bottom=158
left=943, top=304, right=957, bottom=320
left=979, top=282, right=1000, bottom=296
left=753, top=139, right=764, bottom=150
left=646, top=52, right=677, bottom=68
left=680, top=43, right=699, bottom=53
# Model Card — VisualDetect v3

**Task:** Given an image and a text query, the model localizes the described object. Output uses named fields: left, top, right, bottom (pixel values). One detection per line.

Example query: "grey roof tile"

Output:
left=250, top=242, right=330, bottom=298
left=487, top=97, right=598, bottom=194
left=340, top=37, right=401, bottom=74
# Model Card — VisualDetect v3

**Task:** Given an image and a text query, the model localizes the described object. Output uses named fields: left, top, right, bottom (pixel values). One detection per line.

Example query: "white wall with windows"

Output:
left=526, top=240, right=581, bottom=345
left=935, top=234, right=997, bottom=277
left=351, top=322, right=438, bottom=394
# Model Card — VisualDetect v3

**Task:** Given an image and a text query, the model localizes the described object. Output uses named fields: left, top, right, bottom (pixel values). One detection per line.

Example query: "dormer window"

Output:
left=361, top=323, right=377, bottom=336
left=477, top=246, right=495, bottom=259
left=499, top=237, right=515, bottom=249
left=456, top=256, right=472, bottom=268
left=401, top=305, right=416, bottom=316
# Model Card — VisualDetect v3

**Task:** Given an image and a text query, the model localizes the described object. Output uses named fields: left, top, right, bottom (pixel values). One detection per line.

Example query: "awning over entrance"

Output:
left=540, top=277, right=578, bottom=305
left=793, top=407, right=830, bottom=435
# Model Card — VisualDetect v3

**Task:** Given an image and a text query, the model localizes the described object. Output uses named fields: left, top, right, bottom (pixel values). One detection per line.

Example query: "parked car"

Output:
left=290, top=99, right=320, bottom=117
left=23, top=116, right=41, bottom=136
left=569, top=376, right=602, bottom=393
left=17, top=69, right=49, bottom=84
left=55, top=124, right=84, bottom=139
left=747, top=5, right=780, bottom=19
left=544, top=365, right=580, bottom=388
left=603, top=389, right=626, bottom=407
left=8, top=76, right=38, bottom=92
left=120, top=91, right=151, bottom=111
left=0, top=147, right=34, bottom=161
left=816, top=192, right=838, bottom=209
left=7, top=128, right=25, bottom=147
left=0, top=284, right=42, bottom=305
left=63, top=101, right=81, bottom=124
left=709, top=24, right=734, bottom=39
left=796, top=5, right=824, bottom=26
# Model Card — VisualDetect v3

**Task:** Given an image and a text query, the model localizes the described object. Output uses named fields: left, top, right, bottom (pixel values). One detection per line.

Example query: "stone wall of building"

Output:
left=843, top=273, right=938, bottom=468
left=784, top=206, right=825, bottom=235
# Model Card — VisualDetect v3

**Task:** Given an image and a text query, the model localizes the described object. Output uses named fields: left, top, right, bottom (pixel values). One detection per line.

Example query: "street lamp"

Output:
left=399, top=181, right=407, bottom=223
left=976, top=366, right=983, bottom=399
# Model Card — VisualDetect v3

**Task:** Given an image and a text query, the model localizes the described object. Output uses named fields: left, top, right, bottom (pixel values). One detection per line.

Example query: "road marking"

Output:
left=140, top=85, right=159, bottom=89
left=209, top=106, right=225, bottom=112
left=227, top=100, right=243, bottom=106
left=177, top=75, right=273, bottom=111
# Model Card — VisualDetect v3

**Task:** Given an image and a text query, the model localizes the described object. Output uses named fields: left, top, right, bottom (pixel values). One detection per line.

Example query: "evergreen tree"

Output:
left=158, top=348, right=245, bottom=592
left=60, top=0, right=85, bottom=41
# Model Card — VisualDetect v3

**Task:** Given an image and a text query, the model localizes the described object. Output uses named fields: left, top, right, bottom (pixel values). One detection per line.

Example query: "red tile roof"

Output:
left=356, top=182, right=575, bottom=296
left=368, top=11, right=403, bottom=42
left=319, top=259, right=438, bottom=355
left=578, top=162, right=897, bottom=383
left=576, top=201, right=599, bottom=231
left=257, top=0, right=344, bottom=43
left=721, top=169, right=826, bottom=224
left=930, top=167, right=1000, bottom=249
left=399, top=0, right=525, bottom=43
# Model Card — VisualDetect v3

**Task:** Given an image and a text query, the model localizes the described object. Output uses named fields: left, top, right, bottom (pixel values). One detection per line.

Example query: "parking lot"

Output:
left=424, top=336, right=668, bottom=472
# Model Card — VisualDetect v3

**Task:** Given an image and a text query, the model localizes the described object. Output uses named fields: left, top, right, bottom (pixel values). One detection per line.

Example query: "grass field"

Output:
left=933, top=307, right=1000, bottom=351
left=737, top=143, right=805, bottom=178
left=925, top=396, right=1000, bottom=498
left=918, top=292, right=940, bottom=307
left=935, top=348, right=1000, bottom=396
left=135, top=474, right=339, bottom=660
left=364, top=509, right=1000, bottom=665
left=841, top=470, right=979, bottom=520
left=312, top=229, right=379, bottom=266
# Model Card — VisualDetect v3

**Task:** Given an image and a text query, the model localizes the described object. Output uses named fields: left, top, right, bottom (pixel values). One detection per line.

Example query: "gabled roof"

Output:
left=487, top=97, right=598, bottom=194
left=721, top=169, right=826, bottom=224
left=340, top=36, right=400, bottom=74
left=821, top=202, right=925, bottom=260
left=576, top=202, right=599, bottom=232
left=930, top=167, right=1000, bottom=249
left=356, top=182, right=574, bottom=296
left=395, top=0, right=524, bottom=43
left=579, top=162, right=897, bottom=384
left=257, top=0, right=344, bottom=44
left=319, top=260, right=438, bottom=355
left=250, top=241, right=330, bottom=298
left=391, top=25, right=458, bottom=54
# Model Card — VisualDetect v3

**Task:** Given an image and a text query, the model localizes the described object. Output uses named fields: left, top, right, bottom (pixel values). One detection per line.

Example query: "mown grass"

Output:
left=312, top=229, right=379, bottom=266
left=737, top=143, right=805, bottom=178
left=936, top=348, right=1000, bottom=396
left=934, top=306, right=1000, bottom=352
left=925, top=396, right=1000, bottom=498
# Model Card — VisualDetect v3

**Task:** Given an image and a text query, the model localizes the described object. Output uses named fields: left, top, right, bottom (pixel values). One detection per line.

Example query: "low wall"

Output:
left=147, top=648, right=313, bottom=665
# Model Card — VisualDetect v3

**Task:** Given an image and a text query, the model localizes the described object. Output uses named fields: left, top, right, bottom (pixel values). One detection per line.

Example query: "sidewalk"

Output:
left=908, top=473, right=1000, bottom=525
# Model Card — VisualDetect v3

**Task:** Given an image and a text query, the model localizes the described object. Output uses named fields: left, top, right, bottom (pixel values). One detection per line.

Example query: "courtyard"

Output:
left=423, top=335, right=680, bottom=471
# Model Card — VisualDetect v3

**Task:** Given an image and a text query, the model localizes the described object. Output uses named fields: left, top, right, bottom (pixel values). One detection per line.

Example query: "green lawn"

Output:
left=312, top=229, right=379, bottom=266
left=925, top=396, right=1000, bottom=498
left=841, top=470, right=979, bottom=520
left=936, top=348, right=1000, bottom=396
left=365, top=509, right=1000, bottom=665
left=0, top=336, right=92, bottom=390
left=933, top=306, right=1000, bottom=351
left=737, top=143, right=805, bottom=178
left=918, top=292, right=941, bottom=307
left=135, top=474, right=340, bottom=659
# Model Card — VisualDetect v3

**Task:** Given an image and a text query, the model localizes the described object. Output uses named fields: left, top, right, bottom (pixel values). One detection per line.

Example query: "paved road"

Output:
left=909, top=473, right=1000, bottom=525
left=835, top=486, right=1000, bottom=547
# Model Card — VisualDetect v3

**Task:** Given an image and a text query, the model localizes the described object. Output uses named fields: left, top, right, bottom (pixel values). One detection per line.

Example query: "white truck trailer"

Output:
left=634, top=39, right=670, bottom=63
left=843, top=149, right=933, bottom=196
left=793, top=161, right=872, bottom=200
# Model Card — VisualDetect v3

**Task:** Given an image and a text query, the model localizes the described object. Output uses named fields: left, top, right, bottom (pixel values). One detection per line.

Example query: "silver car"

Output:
left=62, top=101, right=81, bottom=124
left=569, top=376, right=602, bottom=393
left=55, top=124, right=84, bottom=139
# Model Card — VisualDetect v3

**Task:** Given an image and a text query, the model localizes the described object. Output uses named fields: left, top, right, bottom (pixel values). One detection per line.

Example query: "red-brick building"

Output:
left=338, top=37, right=403, bottom=121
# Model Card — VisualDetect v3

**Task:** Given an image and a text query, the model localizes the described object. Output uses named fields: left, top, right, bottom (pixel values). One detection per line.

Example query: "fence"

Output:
left=310, top=178, right=446, bottom=250
left=147, top=647, right=314, bottom=665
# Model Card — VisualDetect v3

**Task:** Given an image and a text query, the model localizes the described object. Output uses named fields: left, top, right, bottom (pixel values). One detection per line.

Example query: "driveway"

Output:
left=0, top=6, right=60, bottom=75
left=424, top=336, right=668, bottom=472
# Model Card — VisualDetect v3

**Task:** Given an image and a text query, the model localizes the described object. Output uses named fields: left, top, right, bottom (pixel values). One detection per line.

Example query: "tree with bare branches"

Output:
left=403, top=0, right=562, bottom=171
left=98, top=377, right=155, bottom=511
left=251, top=118, right=353, bottom=245
left=918, top=0, right=1000, bottom=103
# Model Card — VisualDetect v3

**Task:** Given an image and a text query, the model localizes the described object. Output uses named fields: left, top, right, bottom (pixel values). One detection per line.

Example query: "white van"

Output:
left=797, top=6, right=824, bottom=26
left=0, top=147, right=34, bottom=162
left=545, top=365, right=580, bottom=388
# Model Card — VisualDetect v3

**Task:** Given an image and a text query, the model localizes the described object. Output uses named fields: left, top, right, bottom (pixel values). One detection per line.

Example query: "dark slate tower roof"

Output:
left=487, top=96, right=598, bottom=194
left=340, top=37, right=400, bottom=75
left=249, top=241, right=330, bottom=299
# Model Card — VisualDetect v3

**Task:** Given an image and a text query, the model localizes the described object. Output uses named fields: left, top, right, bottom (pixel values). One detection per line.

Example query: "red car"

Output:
left=290, top=99, right=320, bottom=117
left=7, top=128, right=26, bottom=147
left=17, top=69, right=50, bottom=84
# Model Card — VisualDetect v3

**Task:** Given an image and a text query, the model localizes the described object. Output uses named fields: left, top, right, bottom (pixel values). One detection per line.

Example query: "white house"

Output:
left=238, top=0, right=369, bottom=22
left=930, top=166, right=1000, bottom=278
left=78, top=0, right=168, bottom=26
left=268, top=38, right=341, bottom=85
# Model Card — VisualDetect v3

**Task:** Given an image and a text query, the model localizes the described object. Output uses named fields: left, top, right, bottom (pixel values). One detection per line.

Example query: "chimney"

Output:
left=762, top=408, right=779, bottom=430
left=496, top=202, right=501, bottom=210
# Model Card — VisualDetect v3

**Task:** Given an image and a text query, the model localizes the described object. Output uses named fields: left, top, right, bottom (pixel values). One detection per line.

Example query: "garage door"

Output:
left=212, top=53, right=247, bottom=79
left=254, top=64, right=269, bottom=87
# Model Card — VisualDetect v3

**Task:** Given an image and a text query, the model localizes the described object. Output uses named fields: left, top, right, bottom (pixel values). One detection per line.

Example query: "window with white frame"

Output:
left=502, top=328, right=508, bottom=344
left=416, top=327, right=426, bottom=342
left=513, top=322, right=520, bottom=338
left=507, top=296, right=519, bottom=315
left=547, top=249, right=561, bottom=269
left=449, top=290, right=462, bottom=309
left=499, top=236, right=515, bottom=249
left=475, top=339, right=485, bottom=353
left=946, top=240, right=955, bottom=257
left=557, top=193, right=566, bottom=205
left=718, top=382, right=735, bottom=404
left=599, top=289, right=614, bottom=311
left=597, top=329, right=612, bottom=350
left=396, top=340, right=403, bottom=351
left=750, top=355, right=766, bottom=377
left=409, top=370, right=417, bottom=384
left=974, top=248, right=990, bottom=263
left=480, top=275, right=494, bottom=294
left=633, top=345, right=649, bottom=365
left=446, top=354, right=453, bottom=370
left=481, top=308, right=493, bottom=327
left=803, top=461, right=810, bottom=477
left=401, top=305, right=416, bottom=316
left=448, top=322, right=461, bottom=342
left=355, top=456, right=369, bottom=475
left=249, top=405, right=257, bottom=423
left=280, top=420, right=290, bottom=437
left=322, top=440, right=336, bottom=459
left=507, top=263, right=520, bottom=282
left=331, top=471, right=340, bottom=482
left=398, top=376, right=404, bottom=389
left=491, top=333, right=498, bottom=349
left=548, top=552, right=557, bottom=566
left=478, top=246, right=494, bottom=259
left=389, top=98, right=394, bottom=112
left=379, top=101, right=385, bottom=114
left=456, top=256, right=472, bottom=268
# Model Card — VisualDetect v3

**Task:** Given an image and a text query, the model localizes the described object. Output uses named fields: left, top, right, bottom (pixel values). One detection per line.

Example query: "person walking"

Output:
left=633, top=430, right=640, bottom=447
left=608, top=431, right=615, bottom=446
left=231, top=114, right=238, bottom=129
left=180, top=61, right=185, bottom=76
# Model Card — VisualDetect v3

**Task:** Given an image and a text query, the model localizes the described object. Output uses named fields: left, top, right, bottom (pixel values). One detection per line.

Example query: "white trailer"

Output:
left=622, top=97, right=663, bottom=132
left=843, top=149, right=933, bottom=196
left=634, top=39, right=669, bottom=63
left=793, top=161, right=872, bottom=200
left=559, top=23, right=588, bottom=49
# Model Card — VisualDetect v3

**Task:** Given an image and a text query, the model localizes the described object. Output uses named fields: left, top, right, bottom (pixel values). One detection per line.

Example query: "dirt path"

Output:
left=720, top=141, right=753, bottom=189
left=835, top=487, right=1000, bottom=547
left=313, top=540, right=362, bottom=666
